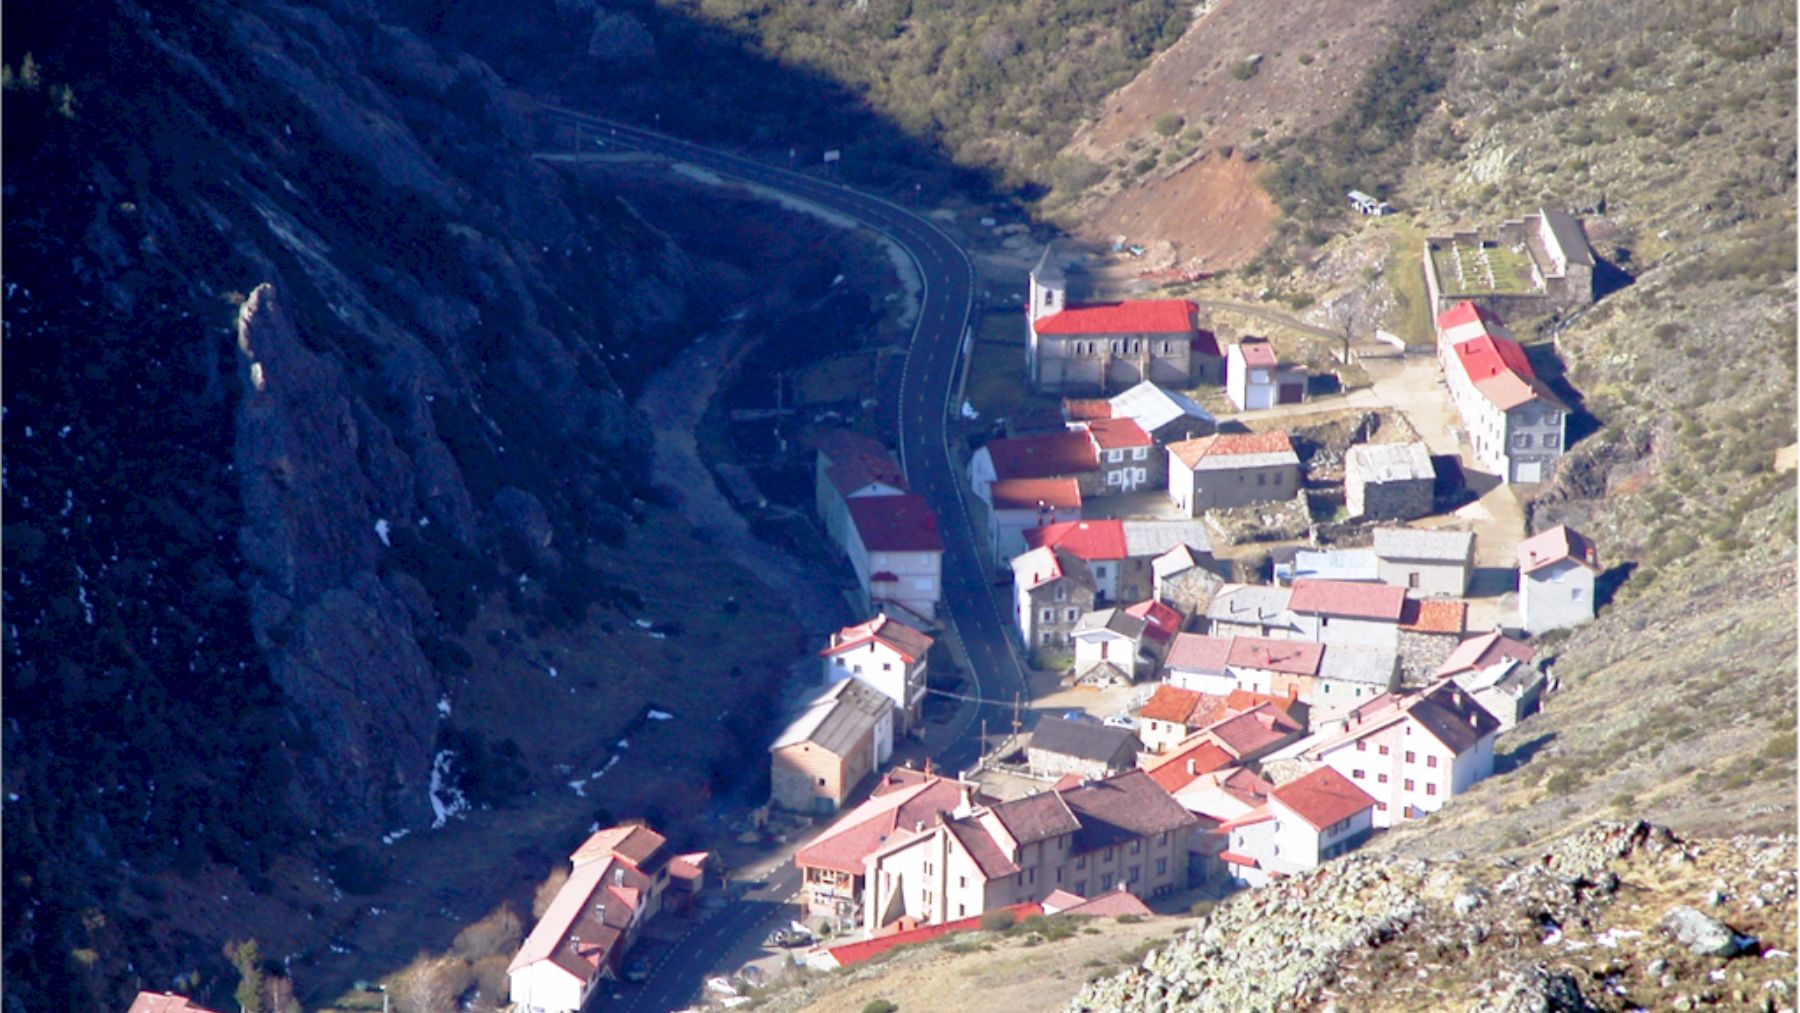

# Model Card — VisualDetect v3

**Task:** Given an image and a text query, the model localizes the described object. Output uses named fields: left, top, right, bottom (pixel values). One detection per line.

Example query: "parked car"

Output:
left=624, top=955, right=652, bottom=983
left=1103, top=713, right=1138, bottom=730
left=766, top=928, right=812, bottom=948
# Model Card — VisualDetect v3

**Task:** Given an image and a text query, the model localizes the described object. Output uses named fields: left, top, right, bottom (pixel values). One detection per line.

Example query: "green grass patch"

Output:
left=962, top=312, right=1061, bottom=423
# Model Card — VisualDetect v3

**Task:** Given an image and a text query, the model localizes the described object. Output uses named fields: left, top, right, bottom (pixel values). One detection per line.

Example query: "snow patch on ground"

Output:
left=374, top=518, right=391, bottom=546
left=647, top=710, right=674, bottom=721
left=382, top=828, right=411, bottom=845
left=429, top=750, right=469, bottom=829
left=436, top=696, right=452, bottom=718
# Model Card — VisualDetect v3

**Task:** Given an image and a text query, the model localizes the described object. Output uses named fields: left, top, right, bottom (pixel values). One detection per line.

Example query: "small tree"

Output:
left=1153, top=112, right=1184, bottom=136
left=227, top=940, right=263, bottom=1013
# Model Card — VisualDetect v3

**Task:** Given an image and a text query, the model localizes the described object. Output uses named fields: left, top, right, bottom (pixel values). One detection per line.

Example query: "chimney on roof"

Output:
left=915, top=820, right=925, bottom=832
left=613, top=867, right=625, bottom=886
left=1186, top=759, right=1197, bottom=776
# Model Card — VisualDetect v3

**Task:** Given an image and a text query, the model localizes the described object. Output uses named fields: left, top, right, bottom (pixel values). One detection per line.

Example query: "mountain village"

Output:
left=471, top=209, right=1606, bottom=1013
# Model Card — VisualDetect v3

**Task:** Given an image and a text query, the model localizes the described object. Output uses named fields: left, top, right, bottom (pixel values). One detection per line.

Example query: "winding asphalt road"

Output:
left=540, top=105, right=1035, bottom=1006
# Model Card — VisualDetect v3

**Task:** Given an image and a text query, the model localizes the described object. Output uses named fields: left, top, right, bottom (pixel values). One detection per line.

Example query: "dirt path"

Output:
left=637, top=325, right=851, bottom=637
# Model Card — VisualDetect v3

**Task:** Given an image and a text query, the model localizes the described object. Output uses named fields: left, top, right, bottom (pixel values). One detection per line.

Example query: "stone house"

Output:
left=1205, top=584, right=1301, bottom=639
left=1373, top=527, right=1475, bottom=597
left=1152, top=545, right=1227, bottom=616
left=1166, top=431, right=1301, bottom=514
left=1026, top=246, right=1220, bottom=392
left=769, top=680, right=894, bottom=814
left=1080, top=416, right=1159, bottom=493
left=1344, top=443, right=1435, bottom=521
left=1396, top=599, right=1469, bottom=684
left=1070, top=607, right=1150, bottom=683
left=1026, top=716, right=1142, bottom=780
left=1023, top=519, right=1147, bottom=605
left=1517, top=524, right=1599, bottom=634
left=1011, top=545, right=1097, bottom=655
left=1446, top=660, right=1545, bottom=732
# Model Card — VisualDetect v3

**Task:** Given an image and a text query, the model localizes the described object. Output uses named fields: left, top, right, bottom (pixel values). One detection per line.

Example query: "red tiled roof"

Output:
left=571, top=823, right=666, bottom=868
left=1219, top=850, right=1262, bottom=868
left=797, top=778, right=970, bottom=874
left=1063, top=398, right=1114, bottom=421
left=128, top=996, right=226, bottom=1013
left=1124, top=600, right=1182, bottom=644
left=1058, top=889, right=1155, bottom=918
left=817, top=430, right=907, bottom=496
left=826, top=903, right=1043, bottom=967
left=984, top=430, right=1100, bottom=481
left=1400, top=598, right=1468, bottom=634
left=1220, top=767, right=1275, bottom=804
left=1144, top=737, right=1236, bottom=793
left=1517, top=524, right=1599, bottom=574
left=1287, top=579, right=1408, bottom=621
left=1024, top=519, right=1129, bottom=561
left=1270, top=766, right=1376, bottom=830
left=1436, top=631, right=1536, bottom=678
left=991, top=789, right=1083, bottom=845
left=668, top=852, right=710, bottom=882
left=1435, top=300, right=1506, bottom=333
left=947, top=817, right=1023, bottom=879
left=1041, top=888, right=1087, bottom=912
left=1011, top=546, right=1067, bottom=591
left=1140, top=685, right=1205, bottom=723
left=1454, top=334, right=1538, bottom=381
left=509, top=852, right=648, bottom=981
left=1033, top=300, right=1196, bottom=335
left=989, top=477, right=1083, bottom=511
left=848, top=495, right=943, bottom=553
left=1204, top=703, right=1302, bottom=757
left=1226, top=636, right=1324, bottom=675
left=1234, top=338, right=1279, bottom=368
left=1165, top=632, right=1233, bottom=672
left=1085, top=417, right=1154, bottom=450
left=1167, top=430, right=1297, bottom=468
left=821, top=614, right=935, bottom=664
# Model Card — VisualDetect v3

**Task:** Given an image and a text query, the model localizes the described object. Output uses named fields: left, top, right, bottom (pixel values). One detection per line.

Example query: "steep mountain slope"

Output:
left=1, top=1, right=891, bottom=1008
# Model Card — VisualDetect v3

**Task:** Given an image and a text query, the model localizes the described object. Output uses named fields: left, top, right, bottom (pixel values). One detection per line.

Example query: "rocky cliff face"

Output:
left=1071, top=824, right=1796, bottom=1012
left=0, top=0, right=799, bottom=1006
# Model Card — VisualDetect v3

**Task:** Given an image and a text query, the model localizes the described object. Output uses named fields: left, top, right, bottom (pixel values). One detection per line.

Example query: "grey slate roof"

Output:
left=1122, top=519, right=1214, bottom=558
left=1317, top=644, right=1399, bottom=686
left=1373, top=527, right=1475, bottom=563
left=1108, top=382, right=1216, bottom=435
left=769, top=680, right=890, bottom=755
left=1345, top=442, right=1435, bottom=483
left=1028, top=715, right=1139, bottom=765
left=1072, top=608, right=1147, bottom=640
left=1206, top=584, right=1294, bottom=625
left=1539, top=209, right=1595, bottom=267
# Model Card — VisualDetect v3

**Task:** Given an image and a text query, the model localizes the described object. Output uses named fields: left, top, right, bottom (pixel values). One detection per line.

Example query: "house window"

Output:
left=853, top=664, right=863, bottom=674
left=959, top=876, right=967, bottom=888
left=958, top=904, right=966, bottom=917
left=1257, top=473, right=1267, bottom=486
left=1272, top=473, right=1283, bottom=487
left=1352, top=769, right=1365, bottom=779
left=1056, top=868, right=1064, bottom=883
left=1102, top=873, right=1114, bottom=890
left=1066, top=609, right=1079, bottom=622
left=1108, top=449, right=1124, bottom=464
left=1157, top=832, right=1168, bottom=846
left=1426, top=783, right=1438, bottom=796
left=1378, top=745, right=1390, bottom=756
left=1426, top=755, right=1439, bottom=768
left=1404, top=778, right=1415, bottom=791
left=1132, top=447, right=1148, bottom=460
left=882, top=662, right=892, bottom=672
left=1378, top=773, right=1389, bottom=784
left=1376, top=802, right=1388, bottom=812
left=1156, top=858, right=1168, bottom=875
left=1075, top=855, right=1087, bottom=870
left=1512, top=434, right=1531, bottom=448
left=1571, top=588, right=1584, bottom=601
left=1408, top=573, right=1421, bottom=589
left=1075, top=880, right=1087, bottom=895
left=1128, top=866, right=1141, bottom=883
left=1107, top=470, right=1123, bottom=486
left=924, top=861, right=933, bottom=875
left=1041, top=609, right=1054, bottom=622
left=1405, top=751, right=1416, bottom=764
left=1543, top=411, right=1562, bottom=424
left=1544, top=434, right=1561, bottom=449
left=1041, top=632, right=1053, bottom=645
left=817, top=777, right=827, bottom=786
left=1130, top=840, right=1142, bottom=854
left=1356, top=740, right=1367, bottom=752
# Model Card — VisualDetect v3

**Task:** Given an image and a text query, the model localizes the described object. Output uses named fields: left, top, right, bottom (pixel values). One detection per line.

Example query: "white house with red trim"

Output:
left=1218, top=766, right=1375, bottom=886
left=844, top=495, right=943, bottom=623
left=821, top=615, right=936, bottom=735
left=1026, top=246, right=1221, bottom=392
left=509, top=825, right=711, bottom=1013
left=1517, top=524, right=1600, bottom=634
left=1225, top=338, right=1305, bottom=411
left=815, top=430, right=907, bottom=549
left=986, top=476, right=1083, bottom=564
left=1304, top=683, right=1499, bottom=828
left=1436, top=301, right=1569, bottom=484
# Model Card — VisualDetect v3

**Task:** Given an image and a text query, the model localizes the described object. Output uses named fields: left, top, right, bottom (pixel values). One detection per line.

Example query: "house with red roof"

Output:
left=1079, top=416, right=1159, bottom=493
left=1305, top=682, right=1500, bottom=828
left=1165, top=431, right=1301, bottom=514
left=985, top=476, right=1084, bottom=563
left=794, top=773, right=978, bottom=930
left=1225, top=337, right=1305, bottom=411
left=861, top=769, right=1196, bottom=933
left=821, top=615, right=936, bottom=734
left=1435, top=630, right=1535, bottom=681
left=1396, top=598, right=1470, bottom=683
left=1434, top=300, right=1569, bottom=484
left=968, top=429, right=1101, bottom=505
left=843, top=494, right=943, bottom=623
left=1218, top=766, right=1376, bottom=886
left=815, top=430, right=907, bottom=550
left=1286, top=579, right=1411, bottom=651
left=1517, top=523, right=1599, bottom=634
left=509, top=823, right=710, bottom=1013
left=1023, top=519, right=1141, bottom=602
left=1124, top=599, right=1183, bottom=654
left=1026, top=246, right=1220, bottom=392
